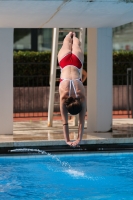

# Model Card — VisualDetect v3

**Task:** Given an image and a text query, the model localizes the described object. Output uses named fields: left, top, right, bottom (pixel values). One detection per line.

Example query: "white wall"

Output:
left=0, top=29, right=13, bottom=134
left=87, top=28, right=112, bottom=132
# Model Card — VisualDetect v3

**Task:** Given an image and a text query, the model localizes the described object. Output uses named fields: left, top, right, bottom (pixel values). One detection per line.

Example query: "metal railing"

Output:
left=113, top=73, right=132, bottom=117
left=113, top=62, right=133, bottom=118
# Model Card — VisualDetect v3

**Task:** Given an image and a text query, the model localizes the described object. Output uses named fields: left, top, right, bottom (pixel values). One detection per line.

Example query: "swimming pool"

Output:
left=0, top=152, right=133, bottom=200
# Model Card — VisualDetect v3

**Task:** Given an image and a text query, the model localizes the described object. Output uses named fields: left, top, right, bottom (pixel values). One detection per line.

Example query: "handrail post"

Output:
left=74, top=28, right=86, bottom=126
left=48, top=28, right=59, bottom=127
left=127, top=68, right=131, bottom=118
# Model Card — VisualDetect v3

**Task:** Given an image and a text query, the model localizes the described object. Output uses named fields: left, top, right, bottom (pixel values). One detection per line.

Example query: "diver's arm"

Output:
left=82, top=69, right=87, bottom=83
left=60, top=96, right=72, bottom=145
left=71, top=96, right=86, bottom=147
left=78, top=98, right=86, bottom=141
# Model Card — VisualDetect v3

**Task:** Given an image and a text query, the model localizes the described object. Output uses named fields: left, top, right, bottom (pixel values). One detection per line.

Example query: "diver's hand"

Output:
left=71, top=139, right=80, bottom=147
left=66, top=141, right=73, bottom=146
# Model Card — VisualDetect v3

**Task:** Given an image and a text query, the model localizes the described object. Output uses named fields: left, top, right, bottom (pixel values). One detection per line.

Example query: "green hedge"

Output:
left=14, top=51, right=51, bottom=76
left=14, top=51, right=133, bottom=86
left=14, top=51, right=133, bottom=75
left=113, top=51, right=133, bottom=74
left=13, top=51, right=87, bottom=76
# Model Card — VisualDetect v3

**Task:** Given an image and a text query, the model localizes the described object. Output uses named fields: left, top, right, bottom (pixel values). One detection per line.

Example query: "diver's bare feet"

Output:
left=73, top=32, right=76, bottom=37
left=67, top=32, right=73, bottom=38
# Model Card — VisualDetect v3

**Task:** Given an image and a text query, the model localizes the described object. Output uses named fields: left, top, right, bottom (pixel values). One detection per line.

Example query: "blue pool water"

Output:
left=0, top=152, right=133, bottom=200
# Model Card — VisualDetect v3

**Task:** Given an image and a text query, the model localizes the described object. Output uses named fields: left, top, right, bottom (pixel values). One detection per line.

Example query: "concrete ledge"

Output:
left=0, top=119, right=133, bottom=153
left=0, top=136, right=133, bottom=148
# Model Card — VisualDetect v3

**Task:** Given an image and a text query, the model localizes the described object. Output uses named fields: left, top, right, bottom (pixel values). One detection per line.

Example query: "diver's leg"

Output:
left=58, top=32, right=73, bottom=62
left=72, top=32, right=84, bottom=63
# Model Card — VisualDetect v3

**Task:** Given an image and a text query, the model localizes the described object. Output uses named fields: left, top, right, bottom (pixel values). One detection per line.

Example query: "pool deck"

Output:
left=0, top=118, right=133, bottom=150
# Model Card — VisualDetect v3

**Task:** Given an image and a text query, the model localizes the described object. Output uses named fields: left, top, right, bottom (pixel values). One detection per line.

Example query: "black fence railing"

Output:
left=113, top=73, right=132, bottom=117
left=13, top=62, right=133, bottom=119
left=113, top=62, right=133, bottom=118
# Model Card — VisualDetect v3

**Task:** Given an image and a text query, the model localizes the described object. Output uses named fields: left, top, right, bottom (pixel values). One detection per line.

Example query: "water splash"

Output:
left=9, top=149, right=105, bottom=180
left=9, top=148, right=88, bottom=179
left=48, top=154, right=71, bottom=169
left=9, top=148, right=71, bottom=167
left=66, top=169, right=85, bottom=177
left=9, top=148, right=47, bottom=154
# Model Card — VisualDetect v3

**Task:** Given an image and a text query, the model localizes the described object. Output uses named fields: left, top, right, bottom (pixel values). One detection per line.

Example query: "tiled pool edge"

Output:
left=1, top=152, right=133, bottom=159
left=0, top=137, right=133, bottom=148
